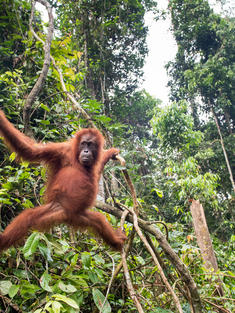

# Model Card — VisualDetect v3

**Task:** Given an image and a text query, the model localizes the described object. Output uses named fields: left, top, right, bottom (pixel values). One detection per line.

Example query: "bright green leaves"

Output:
left=40, top=271, right=53, bottom=292
left=0, top=280, right=13, bottom=296
left=52, top=294, right=79, bottom=309
left=165, top=157, right=218, bottom=205
left=92, top=288, right=112, bottom=313
left=81, top=251, right=91, bottom=268
left=34, top=295, right=79, bottom=313
left=0, top=157, right=45, bottom=234
left=58, top=281, right=77, bottom=293
left=152, top=101, right=203, bottom=152
left=151, top=98, right=219, bottom=206
left=151, top=188, right=163, bottom=198
left=9, top=284, right=20, bottom=298
left=22, top=232, right=41, bottom=258
left=0, top=280, right=19, bottom=299
left=1, top=233, right=119, bottom=312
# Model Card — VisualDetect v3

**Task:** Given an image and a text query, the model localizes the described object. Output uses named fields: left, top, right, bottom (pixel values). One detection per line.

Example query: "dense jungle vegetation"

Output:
left=0, top=0, right=234, bottom=312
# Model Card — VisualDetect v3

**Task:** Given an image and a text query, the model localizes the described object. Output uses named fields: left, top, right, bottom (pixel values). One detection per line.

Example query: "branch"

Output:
left=29, top=2, right=95, bottom=128
left=120, top=209, right=144, bottom=313
left=203, top=299, right=231, bottom=313
left=116, top=155, right=145, bottom=312
left=210, top=105, right=235, bottom=192
left=50, top=58, right=96, bottom=127
left=125, top=205, right=183, bottom=313
left=0, top=294, right=22, bottom=312
left=115, top=155, right=138, bottom=211
left=23, top=0, right=54, bottom=134
left=113, top=228, right=135, bottom=278
left=99, top=251, right=115, bottom=313
left=95, top=200, right=202, bottom=312
left=145, top=233, right=190, bottom=302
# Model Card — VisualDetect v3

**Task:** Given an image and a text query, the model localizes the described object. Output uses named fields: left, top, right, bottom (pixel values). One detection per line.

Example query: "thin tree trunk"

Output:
left=190, top=200, right=224, bottom=296
left=98, top=176, right=105, bottom=201
left=211, top=106, right=235, bottom=192
left=190, top=200, right=218, bottom=270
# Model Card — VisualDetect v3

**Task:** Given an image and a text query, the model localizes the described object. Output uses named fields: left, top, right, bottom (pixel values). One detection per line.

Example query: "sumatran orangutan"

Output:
left=0, top=110, right=126, bottom=252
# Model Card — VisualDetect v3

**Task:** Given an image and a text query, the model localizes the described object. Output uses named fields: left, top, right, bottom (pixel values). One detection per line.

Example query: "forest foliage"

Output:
left=0, top=0, right=234, bottom=312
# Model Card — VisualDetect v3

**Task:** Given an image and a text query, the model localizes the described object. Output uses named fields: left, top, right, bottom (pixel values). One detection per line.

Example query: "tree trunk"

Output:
left=211, top=106, right=235, bottom=193
left=98, top=176, right=105, bottom=201
left=190, top=200, right=223, bottom=296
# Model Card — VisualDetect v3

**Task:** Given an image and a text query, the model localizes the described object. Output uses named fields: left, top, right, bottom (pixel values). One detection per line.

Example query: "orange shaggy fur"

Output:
left=0, top=110, right=126, bottom=251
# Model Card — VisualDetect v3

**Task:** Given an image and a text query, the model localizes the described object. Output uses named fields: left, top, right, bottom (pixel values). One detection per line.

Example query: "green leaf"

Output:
left=88, top=271, right=99, bottom=284
left=0, top=281, right=12, bottom=295
left=38, top=243, right=53, bottom=262
left=152, top=205, right=159, bottom=212
left=23, top=232, right=40, bottom=258
left=40, top=271, right=53, bottom=292
left=21, top=161, right=29, bottom=167
left=97, top=115, right=112, bottom=123
left=151, top=188, right=163, bottom=198
left=52, top=294, right=79, bottom=309
left=9, top=284, right=19, bottom=298
left=22, top=199, right=34, bottom=208
left=40, top=186, right=46, bottom=196
left=19, top=281, right=40, bottom=295
left=40, top=103, right=50, bottom=112
left=70, top=253, right=79, bottom=266
left=44, top=301, right=53, bottom=310
left=9, top=152, right=16, bottom=162
left=41, top=167, right=46, bottom=179
left=81, top=252, right=91, bottom=268
left=58, top=281, right=77, bottom=293
left=0, top=197, right=12, bottom=205
left=2, top=182, right=12, bottom=190
left=92, top=288, right=111, bottom=313
left=40, top=119, right=50, bottom=125
left=52, top=301, right=62, bottom=313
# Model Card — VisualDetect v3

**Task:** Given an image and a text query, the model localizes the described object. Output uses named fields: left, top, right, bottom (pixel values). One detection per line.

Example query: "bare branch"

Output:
left=210, top=106, right=235, bottom=192
left=99, top=251, right=115, bottom=313
left=115, top=155, right=138, bottom=212
left=116, top=155, right=146, bottom=312
left=203, top=299, right=231, bottom=313
left=120, top=209, right=144, bottom=313
left=0, top=294, right=22, bottom=312
left=124, top=205, right=183, bottom=313
left=50, top=58, right=96, bottom=127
